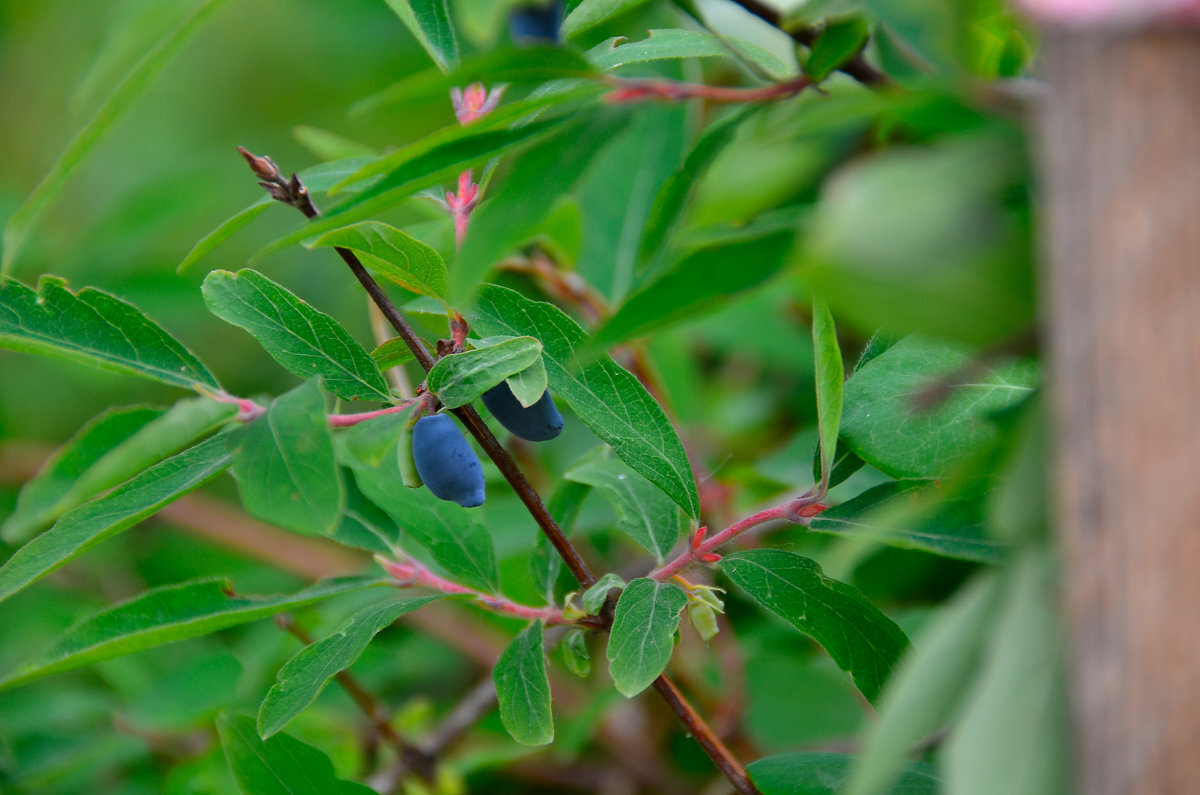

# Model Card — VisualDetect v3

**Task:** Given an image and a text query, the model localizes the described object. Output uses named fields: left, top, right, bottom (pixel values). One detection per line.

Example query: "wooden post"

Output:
left=1038, top=25, right=1200, bottom=794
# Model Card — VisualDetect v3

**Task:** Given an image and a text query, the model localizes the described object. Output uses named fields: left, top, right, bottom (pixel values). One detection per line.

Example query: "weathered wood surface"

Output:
left=1039, top=29, right=1200, bottom=795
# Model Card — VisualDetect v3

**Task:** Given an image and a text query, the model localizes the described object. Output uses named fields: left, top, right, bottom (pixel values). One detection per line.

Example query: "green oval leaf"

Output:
left=606, top=578, right=687, bottom=697
left=566, top=457, right=684, bottom=563
left=812, top=299, right=844, bottom=489
left=427, top=336, right=543, bottom=409
left=203, top=269, right=390, bottom=403
left=258, top=596, right=438, bottom=738
left=306, top=221, right=449, bottom=302
left=719, top=549, right=910, bottom=703
left=219, top=714, right=377, bottom=795
left=586, top=29, right=785, bottom=74
left=472, top=285, right=700, bottom=519
left=749, top=752, right=939, bottom=795
left=494, top=620, right=554, bottom=746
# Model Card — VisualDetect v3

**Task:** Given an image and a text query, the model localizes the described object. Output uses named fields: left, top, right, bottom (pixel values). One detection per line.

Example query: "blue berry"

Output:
left=482, top=382, right=564, bottom=442
left=411, top=414, right=485, bottom=508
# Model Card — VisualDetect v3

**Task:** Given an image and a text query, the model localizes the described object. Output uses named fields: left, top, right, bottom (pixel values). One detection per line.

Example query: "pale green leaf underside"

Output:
left=586, top=29, right=785, bottom=74
left=203, top=269, right=390, bottom=402
left=472, top=285, right=699, bottom=518
left=720, top=550, right=909, bottom=703
left=494, top=620, right=554, bottom=745
left=0, top=577, right=386, bottom=691
left=427, top=336, right=543, bottom=409
left=506, top=357, right=548, bottom=407
left=258, top=596, right=438, bottom=738
left=566, top=457, right=684, bottom=563
left=812, top=299, right=844, bottom=488
left=0, top=434, right=232, bottom=606
left=562, top=0, right=652, bottom=37
left=307, top=220, right=449, bottom=301
left=2, top=0, right=232, bottom=276
left=606, top=578, right=687, bottom=697
left=219, top=714, right=378, bottom=795
left=0, top=275, right=218, bottom=389
left=228, top=379, right=344, bottom=536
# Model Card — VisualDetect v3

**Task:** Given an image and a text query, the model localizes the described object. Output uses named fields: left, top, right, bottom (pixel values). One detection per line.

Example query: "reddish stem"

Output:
left=606, top=75, right=810, bottom=104
left=376, top=555, right=564, bottom=624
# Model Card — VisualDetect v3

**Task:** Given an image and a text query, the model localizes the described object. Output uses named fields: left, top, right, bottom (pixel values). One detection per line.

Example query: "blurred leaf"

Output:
left=371, top=338, right=417, bottom=371
left=606, top=578, right=687, bottom=697
left=582, top=572, right=626, bottom=614
left=749, top=752, right=939, bottom=795
left=494, top=620, right=554, bottom=745
left=592, top=227, right=795, bottom=351
left=218, top=714, right=377, bottom=795
left=472, top=285, right=700, bottom=518
left=427, top=336, right=543, bottom=409
left=344, top=454, right=499, bottom=593
left=720, top=550, right=909, bottom=703
left=809, top=480, right=1008, bottom=563
left=330, top=474, right=403, bottom=556
left=228, top=379, right=343, bottom=536
left=0, top=434, right=231, bottom=606
left=812, top=299, right=844, bottom=489
left=805, top=16, right=870, bottom=82
left=179, top=157, right=375, bottom=273
left=562, top=0, right=652, bottom=38
left=639, top=106, right=760, bottom=269
left=943, top=554, right=1068, bottom=795
left=351, top=46, right=595, bottom=116
left=2, top=406, right=164, bottom=544
left=258, top=596, right=438, bottom=738
left=450, top=112, right=629, bottom=304
left=839, top=337, right=1037, bottom=478
left=383, top=0, right=460, bottom=73
left=257, top=118, right=574, bottom=260
left=292, top=126, right=378, bottom=160
left=566, top=457, right=684, bottom=563
left=506, top=357, right=548, bottom=408
left=0, top=275, right=218, bottom=389
left=1, top=0, right=231, bottom=276
left=307, top=221, right=449, bottom=302
left=586, top=29, right=785, bottom=74
left=0, top=577, right=386, bottom=691
left=202, top=269, right=390, bottom=402
left=530, top=479, right=592, bottom=602
left=845, top=574, right=1001, bottom=795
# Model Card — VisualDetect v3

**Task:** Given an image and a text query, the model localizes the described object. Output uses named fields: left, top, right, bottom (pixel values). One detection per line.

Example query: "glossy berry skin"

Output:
left=482, top=382, right=564, bottom=442
left=411, top=414, right=485, bottom=508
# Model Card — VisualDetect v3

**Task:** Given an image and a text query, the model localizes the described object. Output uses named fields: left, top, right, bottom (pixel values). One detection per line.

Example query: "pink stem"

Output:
left=327, top=397, right=427, bottom=427
left=207, top=391, right=429, bottom=428
left=377, top=555, right=563, bottom=624
left=606, top=75, right=810, bottom=105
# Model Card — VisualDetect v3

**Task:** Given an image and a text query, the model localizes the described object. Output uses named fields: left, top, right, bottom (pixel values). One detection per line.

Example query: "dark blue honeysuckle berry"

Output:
left=482, top=381, right=564, bottom=442
left=412, top=414, right=485, bottom=508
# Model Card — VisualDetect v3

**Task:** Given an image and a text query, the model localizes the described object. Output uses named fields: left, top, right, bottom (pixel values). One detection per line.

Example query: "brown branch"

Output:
left=238, top=148, right=762, bottom=795
left=728, top=0, right=892, bottom=88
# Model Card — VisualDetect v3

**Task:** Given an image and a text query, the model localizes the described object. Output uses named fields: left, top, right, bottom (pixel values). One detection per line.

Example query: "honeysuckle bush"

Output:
left=0, top=1, right=1066, bottom=793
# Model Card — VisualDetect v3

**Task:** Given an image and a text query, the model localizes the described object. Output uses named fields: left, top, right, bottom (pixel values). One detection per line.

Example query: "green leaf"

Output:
left=638, top=105, right=761, bottom=270
left=494, top=620, right=554, bottom=745
left=561, top=627, right=591, bottom=678
left=943, top=554, right=1068, bottom=795
left=382, top=0, right=459, bottom=73
left=178, top=157, right=374, bottom=273
left=330, top=474, right=403, bottom=556
left=719, top=550, right=910, bottom=703
left=0, top=435, right=232, bottom=606
left=472, top=285, right=699, bottom=518
left=586, top=29, right=785, bottom=74
left=256, top=117, right=574, bottom=260
left=1, top=0, right=232, bottom=276
left=506, top=357, right=548, bottom=408
left=426, top=336, right=543, bottom=409
left=562, top=0, right=653, bottom=38
left=749, top=752, right=939, bottom=795
left=566, top=457, right=684, bottom=563
left=344, top=452, right=499, bottom=593
left=812, top=299, right=844, bottom=489
left=371, top=338, right=417, bottom=372
left=306, top=221, right=449, bottom=302
left=228, top=380, right=343, bottom=536
left=337, top=407, right=419, bottom=470
left=258, top=596, right=438, bottom=738
left=845, top=574, right=1001, bottom=795
left=606, top=578, right=687, bottom=697
left=0, top=275, right=218, bottom=389
left=292, top=126, right=378, bottom=161
left=1, top=406, right=164, bottom=544
left=581, top=572, right=626, bottom=614
left=805, top=16, right=870, bottom=82
left=449, top=112, right=629, bottom=304
left=218, top=714, right=377, bottom=795
left=839, top=337, right=1038, bottom=478
left=202, top=269, right=390, bottom=403
left=808, top=480, right=1008, bottom=563
left=530, top=479, right=592, bottom=603
left=811, top=437, right=865, bottom=492
left=592, top=227, right=794, bottom=348
left=0, top=577, right=385, bottom=691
